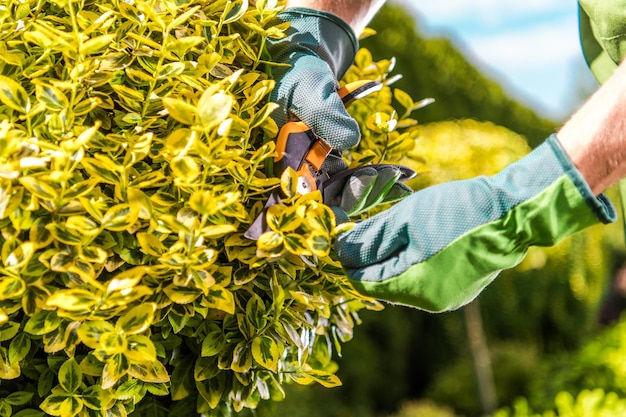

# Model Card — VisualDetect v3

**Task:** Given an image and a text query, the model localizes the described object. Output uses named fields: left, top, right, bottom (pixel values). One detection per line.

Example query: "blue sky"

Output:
left=390, top=0, right=600, bottom=121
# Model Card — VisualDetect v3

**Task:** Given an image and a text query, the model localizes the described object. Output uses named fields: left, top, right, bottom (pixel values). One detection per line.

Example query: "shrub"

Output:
left=493, top=389, right=626, bottom=417
left=0, top=0, right=421, bottom=415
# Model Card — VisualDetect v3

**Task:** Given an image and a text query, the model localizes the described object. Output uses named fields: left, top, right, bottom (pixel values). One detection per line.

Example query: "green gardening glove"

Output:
left=321, top=164, right=416, bottom=219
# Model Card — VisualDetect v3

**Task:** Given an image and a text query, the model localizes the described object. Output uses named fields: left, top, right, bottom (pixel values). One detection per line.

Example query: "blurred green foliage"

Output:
left=361, top=5, right=559, bottom=148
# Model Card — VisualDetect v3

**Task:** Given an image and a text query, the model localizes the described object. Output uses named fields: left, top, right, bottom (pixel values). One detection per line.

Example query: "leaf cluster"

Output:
left=0, top=0, right=408, bottom=415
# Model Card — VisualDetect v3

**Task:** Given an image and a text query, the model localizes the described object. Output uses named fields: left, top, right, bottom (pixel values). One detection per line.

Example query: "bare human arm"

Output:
left=285, top=0, right=386, bottom=35
left=558, top=60, right=626, bottom=195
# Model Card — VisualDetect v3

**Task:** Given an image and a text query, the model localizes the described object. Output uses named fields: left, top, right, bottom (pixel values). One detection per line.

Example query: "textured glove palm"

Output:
left=322, top=165, right=415, bottom=218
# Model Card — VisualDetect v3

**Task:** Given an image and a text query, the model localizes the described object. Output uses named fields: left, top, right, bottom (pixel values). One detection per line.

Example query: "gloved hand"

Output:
left=322, top=164, right=415, bottom=218
left=267, top=7, right=360, bottom=175
left=334, top=136, right=616, bottom=312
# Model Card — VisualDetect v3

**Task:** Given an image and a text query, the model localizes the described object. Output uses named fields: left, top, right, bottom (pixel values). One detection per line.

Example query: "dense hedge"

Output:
left=0, top=0, right=428, bottom=415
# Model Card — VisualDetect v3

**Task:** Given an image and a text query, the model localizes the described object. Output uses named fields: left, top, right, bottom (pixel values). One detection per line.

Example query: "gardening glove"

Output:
left=267, top=7, right=360, bottom=175
left=321, top=164, right=415, bottom=219
left=335, top=135, right=616, bottom=312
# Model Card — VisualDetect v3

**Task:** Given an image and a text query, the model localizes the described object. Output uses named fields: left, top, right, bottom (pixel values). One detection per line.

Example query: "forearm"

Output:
left=557, top=59, right=626, bottom=195
left=285, top=0, right=386, bottom=35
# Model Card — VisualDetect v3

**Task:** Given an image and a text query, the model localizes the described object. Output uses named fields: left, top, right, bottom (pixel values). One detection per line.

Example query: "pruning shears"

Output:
left=244, top=80, right=384, bottom=240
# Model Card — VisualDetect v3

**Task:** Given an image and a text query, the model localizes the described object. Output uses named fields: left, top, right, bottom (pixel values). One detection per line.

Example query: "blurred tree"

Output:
left=361, top=5, right=558, bottom=148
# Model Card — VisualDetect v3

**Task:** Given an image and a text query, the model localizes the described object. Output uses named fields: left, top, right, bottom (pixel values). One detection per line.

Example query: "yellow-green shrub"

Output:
left=0, top=0, right=421, bottom=415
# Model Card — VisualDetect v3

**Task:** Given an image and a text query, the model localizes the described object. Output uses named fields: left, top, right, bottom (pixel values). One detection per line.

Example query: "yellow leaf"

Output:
left=197, top=91, right=232, bottom=129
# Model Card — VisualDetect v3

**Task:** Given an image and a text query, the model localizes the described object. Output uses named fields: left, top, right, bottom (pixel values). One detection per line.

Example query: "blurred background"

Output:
left=241, top=2, right=626, bottom=416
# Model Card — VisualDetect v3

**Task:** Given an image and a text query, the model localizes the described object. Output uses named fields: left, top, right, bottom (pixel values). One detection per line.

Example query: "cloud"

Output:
left=395, top=0, right=575, bottom=28
left=465, top=16, right=581, bottom=70
left=389, top=0, right=589, bottom=118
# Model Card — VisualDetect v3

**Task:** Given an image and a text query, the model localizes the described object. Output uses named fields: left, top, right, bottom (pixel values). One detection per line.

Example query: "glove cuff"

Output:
left=270, top=7, right=359, bottom=79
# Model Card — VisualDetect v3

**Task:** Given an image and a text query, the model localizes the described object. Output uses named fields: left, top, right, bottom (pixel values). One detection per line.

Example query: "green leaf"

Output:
left=79, top=34, right=114, bottom=55
left=65, top=216, right=100, bottom=236
left=164, top=284, right=201, bottom=304
left=0, top=321, right=20, bottom=342
left=284, top=233, right=311, bottom=256
left=201, top=324, right=226, bottom=357
left=230, top=340, right=252, bottom=373
left=305, top=368, right=342, bottom=388
left=19, top=177, right=57, bottom=201
left=38, top=369, right=54, bottom=397
left=101, top=331, right=127, bottom=355
left=307, top=230, right=331, bottom=257
left=170, top=356, right=195, bottom=401
left=102, top=354, right=129, bottom=389
left=243, top=80, right=275, bottom=109
left=58, top=358, right=82, bottom=393
left=106, top=266, right=147, bottom=293
left=125, top=335, right=157, bottom=362
left=251, top=335, right=280, bottom=372
left=165, top=36, right=206, bottom=56
left=0, top=277, right=26, bottom=300
left=63, top=180, right=98, bottom=200
left=9, top=333, right=31, bottom=364
left=24, top=311, right=62, bottom=336
left=250, top=102, right=280, bottom=129
left=113, top=378, right=143, bottom=401
left=77, top=320, right=115, bottom=349
left=0, top=349, right=20, bottom=379
left=46, top=289, right=100, bottom=312
left=0, top=400, right=11, bottom=417
left=197, top=91, right=232, bottom=128
left=111, top=84, right=145, bottom=103
left=73, top=97, right=101, bottom=116
left=81, top=385, right=111, bottom=411
left=155, top=62, right=185, bottom=79
left=223, top=0, right=248, bottom=23
left=266, top=205, right=302, bottom=233
left=162, top=98, right=196, bottom=125
left=45, top=223, right=83, bottom=246
left=171, top=156, right=200, bottom=182
left=128, top=361, right=170, bottom=383
left=39, top=394, right=83, bottom=417
left=0, top=75, right=30, bottom=113
left=101, top=204, right=137, bottom=231
left=196, top=375, right=225, bottom=410
left=279, top=167, right=299, bottom=199
left=35, top=84, right=69, bottom=111
left=81, top=157, right=121, bottom=184
left=12, top=410, right=44, bottom=417
left=194, top=356, right=220, bottom=381
left=204, top=285, right=235, bottom=314
left=5, top=391, right=33, bottom=406
left=393, top=88, right=414, bottom=111
left=117, top=303, right=156, bottom=334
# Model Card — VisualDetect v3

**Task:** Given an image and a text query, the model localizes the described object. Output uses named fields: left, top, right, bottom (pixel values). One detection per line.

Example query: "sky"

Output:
left=391, top=0, right=600, bottom=121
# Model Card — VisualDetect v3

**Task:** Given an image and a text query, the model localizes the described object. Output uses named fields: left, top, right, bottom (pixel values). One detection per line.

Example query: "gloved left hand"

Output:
left=244, top=8, right=415, bottom=240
